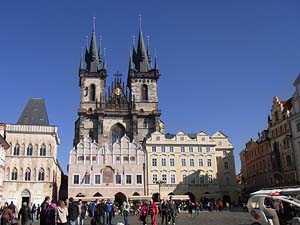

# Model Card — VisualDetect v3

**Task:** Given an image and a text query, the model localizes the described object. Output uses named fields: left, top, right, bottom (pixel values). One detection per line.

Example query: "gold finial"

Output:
left=93, top=16, right=96, bottom=32
left=139, top=14, right=142, bottom=30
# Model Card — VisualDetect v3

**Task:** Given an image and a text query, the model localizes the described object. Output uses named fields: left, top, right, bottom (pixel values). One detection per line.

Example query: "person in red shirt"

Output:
left=150, top=199, right=158, bottom=225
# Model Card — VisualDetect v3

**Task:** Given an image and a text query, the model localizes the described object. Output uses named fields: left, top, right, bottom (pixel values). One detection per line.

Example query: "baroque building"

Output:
left=146, top=131, right=238, bottom=204
left=0, top=132, right=9, bottom=205
left=68, top=20, right=162, bottom=202
left=290, top=74, right=300, bottom=181
left=1, top=98, right=63, bottom=209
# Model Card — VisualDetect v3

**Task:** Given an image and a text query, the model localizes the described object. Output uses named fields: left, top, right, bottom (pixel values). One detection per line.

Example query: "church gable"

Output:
left=105, top=77, right=130, bottom=110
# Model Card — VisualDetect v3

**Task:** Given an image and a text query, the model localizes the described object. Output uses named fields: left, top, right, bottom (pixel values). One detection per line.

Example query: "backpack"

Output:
left=141, top=205, right=148, bottom=217
left=45, top=205, right=56, bottom=224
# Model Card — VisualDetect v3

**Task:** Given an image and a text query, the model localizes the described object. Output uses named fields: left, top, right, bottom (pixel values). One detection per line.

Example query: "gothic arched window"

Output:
left=141, top=84, right=148, bottom=101
left=25, top=168, right=31, bottom=181
left=14, top=144, right=20, bottom=155
left=11, top=168, right=18, bottom=180
left=27, top=144, right=33, bottom=156
left=40, top=144, right=46, bottom=156
left=38, top=168, right=45, bottom=181
left=90, top=84, right=96, bottom=101
left=111, top=123, right=125, bottom=144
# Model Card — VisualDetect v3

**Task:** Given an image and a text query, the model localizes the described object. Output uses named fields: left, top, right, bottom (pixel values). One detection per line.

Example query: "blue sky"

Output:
left=0, top=1, right=297, bottom=174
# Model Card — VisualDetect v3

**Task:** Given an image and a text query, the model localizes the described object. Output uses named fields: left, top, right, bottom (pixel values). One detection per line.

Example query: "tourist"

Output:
left=78, top=199, right=87, bottom=225
left=149, top=199, right=158, bottom=225
left=105, top=199, right=114, bottom=225
left=68, top=197, right=79, bottom=225
left=45, top=199, right=58, bottom=225
left=168, top=196, right=176, bottom=225
left=18, top=202, right=32, bottom=225
left=160, top=199, right=168, bottom=225
left=1, top=202, right=13, bottom=225
left=36, top=204, right=41, bottom=220
left=122, top=201, right=130, bottom=225
left=95, top=199, right=105, bottom=225
left=8, top=201, right=16, bottom=216
left=40, top=196, right=51, bottom=225
left=31, top=203, right=37, bottom=221
left=57, top=200, right=68, bottom=225
left=139, top=201, right=148, bottom=225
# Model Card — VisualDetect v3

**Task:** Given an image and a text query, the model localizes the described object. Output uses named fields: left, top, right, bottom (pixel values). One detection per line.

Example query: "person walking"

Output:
left=31, top=203, right=37, bottom=221
left=122, top=201, right=130, bottom=225
left=168, top=196, right=176, bottom=225
left=105, top=199, right=114, bottom=225
left=139, top=201, right=148, bottom=225
left=1, top=202, right=13, bottom=225
left=45, top=200, right=58, bottom=225
left=78, top=199, right=87, bottom=225
left=96, top=199, right=106, bottom=225
left=40, top=196, right=51, bottom=225
left=18, top=202, right=32, bottom=225
left=68, top=197, right=79, bottom=225
left=161, top=199, right=168, bottom=225
left=57, top=200, right=68, bottom=225
left=149, top=199, right=158, bottom=225
left=36, top=204, right=41, bottom=220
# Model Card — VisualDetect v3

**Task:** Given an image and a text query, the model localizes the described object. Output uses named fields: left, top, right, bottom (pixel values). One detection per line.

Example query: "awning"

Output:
left=73, top=196, right=114, bottom=202
left=160, top=195, right=190, bottom=200
left=251, top=187, right=300, bottom=196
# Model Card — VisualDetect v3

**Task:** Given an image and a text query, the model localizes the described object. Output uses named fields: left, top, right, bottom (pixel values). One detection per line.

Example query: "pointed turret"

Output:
left=86, top=17, right=100, bottom=73
left=147, top=35, right=151, bottom=66
left=128, top=50, right=135, bottom=71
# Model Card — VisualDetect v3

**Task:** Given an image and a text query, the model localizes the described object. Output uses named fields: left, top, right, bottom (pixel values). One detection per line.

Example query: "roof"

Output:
left=0, top=134, right=9, bottom=149
left=17, top=98, right=49, bottom=126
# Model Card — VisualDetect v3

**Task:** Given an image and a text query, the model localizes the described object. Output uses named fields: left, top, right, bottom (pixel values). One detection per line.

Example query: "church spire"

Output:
left=154, top=48, right=158, bottom=70
left=86, top=17, right=100, bottom=73
left=147, top=35, right=151, bottom=66
left=136, top=15, right=150, bottom=72
left=98, top=35, right=103, bottom=64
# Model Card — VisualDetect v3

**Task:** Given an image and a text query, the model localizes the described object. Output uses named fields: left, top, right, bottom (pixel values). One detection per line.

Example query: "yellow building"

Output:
left=146, top=131, right=238, bottom=204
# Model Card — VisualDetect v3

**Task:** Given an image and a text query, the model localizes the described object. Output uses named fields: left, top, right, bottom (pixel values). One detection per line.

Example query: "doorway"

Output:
left=21, top=189, right=31, bottom=206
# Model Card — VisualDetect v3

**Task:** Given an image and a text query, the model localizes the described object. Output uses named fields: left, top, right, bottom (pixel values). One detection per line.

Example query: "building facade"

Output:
left=68, top=21, right=162, bottom=201
left=269, top=96, right=295, bottom=185
left=290, top=74, right=300, bottom=182
left=239, top=130, right=273, bottom=194
left=146, top=131, right=238, bottom=204
left=1, top=98, right=62, bottom=209
left=0, top=131, right=9, bottom=205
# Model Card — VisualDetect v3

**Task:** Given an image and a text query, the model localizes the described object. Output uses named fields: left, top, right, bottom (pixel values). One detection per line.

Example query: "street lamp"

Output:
left=156, top=180, right=166, bottom=197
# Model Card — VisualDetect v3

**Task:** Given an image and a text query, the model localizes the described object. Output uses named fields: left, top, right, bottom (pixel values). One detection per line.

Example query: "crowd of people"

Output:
left=0, top=196, right=231, bottom=225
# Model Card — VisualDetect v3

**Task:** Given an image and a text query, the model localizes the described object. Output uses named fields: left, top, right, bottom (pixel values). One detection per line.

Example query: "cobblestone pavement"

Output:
left=30, top=211, right=253, bottom=225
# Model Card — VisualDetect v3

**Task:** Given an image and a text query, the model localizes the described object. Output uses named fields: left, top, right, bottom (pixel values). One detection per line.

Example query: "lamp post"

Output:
left=156, top=180, right=166, bottom=200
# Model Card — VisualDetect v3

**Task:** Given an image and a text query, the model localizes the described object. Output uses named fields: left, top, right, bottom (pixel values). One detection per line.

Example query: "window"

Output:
left=126, top=175, right=132, bottom=184
left=181, top=146, right=185, bottom=152
left=90, top=84, right=96, bottom=101
left=286, top=155, right=292, bottom=167
left=201, top=137, right=205, bottom=141
left=225, top=175, right=230, bottom=185
left=27, top=144, right=33, bottom=156
left=206, top=147, right=210, bottom=153
left=124, top=156, right=129, bottom=161
left=162, top=158, right=166, bottom=166
left=190, top=158, right=194, bottom=167
left=189, top=146, right=193, bottom=152
left=116, top=175, right=122, bottom=184
left=162, top=174, right=167, bottom=183
left=156, top=136, right=160, bottom=141
left=199, top=174, right=205, bottom=184
left=198, top=146, right=202, bottom=153
left=180, top=137, right=184, bottom=141
left=152, top=174, right=158, bottom=184
left=73, top=175, right=79, bottom=184
left=218, top=141, right=222, bottom=146
left=152, top=146, right=156, bottom=152
left=84, top=175, right=90, bottom=184
left=208, top=174, right=213, bottom=184
left=78, top=156, right=84, bottom=161
left=152, top=158, right=157, bottom=166
left=14, top=144, right=20, bottom=155
left=136, top=175, right=142, bottom=184
left=275, top=111, right=279, bottom=121
left=40, top=144, right=46, bottom=156
left=170, top=146, right=174, bottom=152
left=11, top=168, right=18, bottom=180
left=144, top=121, right=148, bottom=128
left=141, top=84, right=148, bottom=101
left=207, top=159, right=212, bottom=167
left=224, top=162, right=229, bottom=169
left=297, top=123, right=300, bottom=132
left=182, top=174, right=187, bottom=184
left=130, top=156, right=135, bottom=161
left=161, top=146, right=166, bottom=152
left=38, top=168, right=45, bottom=181
left=190, top=176, right=196, bottom=184
left=170, top=158, right=175, bottom=167
left=25, top=168, right=31, bottom=181
left=116, top=156, right=120, bottom=161
left=95, top=175, right=101, bottom=184
left=171, top=174, right=176, bottom=184
left=199, top=159, right=203, bottom=167
left=181, top=158, right=186, bottom=167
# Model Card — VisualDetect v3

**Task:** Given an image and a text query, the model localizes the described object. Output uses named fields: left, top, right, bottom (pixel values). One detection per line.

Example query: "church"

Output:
left=68, top=19, right=164, bottom=204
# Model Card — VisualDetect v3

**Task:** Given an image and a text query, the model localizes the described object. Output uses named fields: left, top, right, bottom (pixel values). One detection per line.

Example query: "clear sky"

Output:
left=0, top=1, right=297, bottom=174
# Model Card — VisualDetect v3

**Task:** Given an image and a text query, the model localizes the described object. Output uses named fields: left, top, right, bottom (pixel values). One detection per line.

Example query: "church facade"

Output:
left=68, top=21, right=163, bottom=202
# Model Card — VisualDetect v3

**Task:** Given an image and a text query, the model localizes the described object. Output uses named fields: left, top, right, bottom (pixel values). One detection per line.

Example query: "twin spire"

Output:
left=81, top=17, right=106, bottom=73
left=80, top=16, right=158, bottom=74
